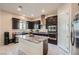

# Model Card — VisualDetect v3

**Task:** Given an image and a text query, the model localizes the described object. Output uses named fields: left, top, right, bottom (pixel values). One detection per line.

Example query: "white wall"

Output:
left=0, top=10, right=2, bottom=44
left=0, top=10, right=28, bottom=44
left=58, top=4, right=71, bottom=53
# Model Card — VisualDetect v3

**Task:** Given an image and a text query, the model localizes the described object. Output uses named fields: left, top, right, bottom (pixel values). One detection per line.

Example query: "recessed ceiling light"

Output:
left=42, top=9, right=45, bottom=13
left=31, top=14, right=34, bottom=17
left=17, top=6, right=23, bottom=11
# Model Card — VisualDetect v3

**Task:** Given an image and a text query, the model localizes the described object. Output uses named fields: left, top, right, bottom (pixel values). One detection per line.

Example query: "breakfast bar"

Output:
left=17, top=35, right=48, bottom=55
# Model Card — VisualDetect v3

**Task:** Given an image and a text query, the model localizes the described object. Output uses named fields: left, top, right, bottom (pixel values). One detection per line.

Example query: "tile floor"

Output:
left=0, top=43, right=67, bottom=55
left=71, top=45, right=79, bottom=55
left=48, top=43, right=67, bottom=55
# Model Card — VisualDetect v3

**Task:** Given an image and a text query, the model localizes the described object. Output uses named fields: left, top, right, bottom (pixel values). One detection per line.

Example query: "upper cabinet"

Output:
left=12, top=18, right=20, bottom=29
left=46, top=16, right=57, bottom=29
left=28, top=21, right=34, bottom=29
left=28, top=20, right=40, bottom=29
left=12, top=18, right=40, bottom=29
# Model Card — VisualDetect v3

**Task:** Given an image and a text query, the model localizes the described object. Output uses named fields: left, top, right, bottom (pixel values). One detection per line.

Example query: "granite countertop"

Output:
left=16, top=35, right=49, bottom=44
left=15, top=32, right=48, bottom=35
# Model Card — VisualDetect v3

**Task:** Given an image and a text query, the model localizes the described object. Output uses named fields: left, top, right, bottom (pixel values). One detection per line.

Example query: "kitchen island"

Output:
left=17, top=35, right=48, bottom=55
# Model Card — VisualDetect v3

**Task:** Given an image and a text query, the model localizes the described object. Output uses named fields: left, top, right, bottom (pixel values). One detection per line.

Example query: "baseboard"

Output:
left=58, top=44, right=70, bottom=55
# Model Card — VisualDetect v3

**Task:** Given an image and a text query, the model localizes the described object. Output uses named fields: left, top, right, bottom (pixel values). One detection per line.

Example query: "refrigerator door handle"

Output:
left=71, top=32, right=75, bottom=46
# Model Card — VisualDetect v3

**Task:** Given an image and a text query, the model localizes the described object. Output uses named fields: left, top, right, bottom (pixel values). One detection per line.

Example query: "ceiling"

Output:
left=0, top=3, right=64, bottom=19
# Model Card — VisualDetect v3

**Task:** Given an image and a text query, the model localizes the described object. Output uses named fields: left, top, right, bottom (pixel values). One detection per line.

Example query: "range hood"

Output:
left=40, top=14, right=47, bottom=32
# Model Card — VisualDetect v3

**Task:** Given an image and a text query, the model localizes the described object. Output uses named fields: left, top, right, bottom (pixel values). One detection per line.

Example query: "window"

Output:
left=19, top=20, right=28, bottom=29
left=19, top=20, right=23, bottom=29
left=34, top=24, right=38, bottom=29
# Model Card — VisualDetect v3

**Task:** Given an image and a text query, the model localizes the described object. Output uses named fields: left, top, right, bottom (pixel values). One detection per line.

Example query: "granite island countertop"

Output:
left=15, top=32, right=49, bottom=36
left=16, top=35, right=49, bottom=44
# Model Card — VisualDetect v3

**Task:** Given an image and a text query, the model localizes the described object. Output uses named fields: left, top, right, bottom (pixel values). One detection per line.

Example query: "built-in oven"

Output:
left=48, top=25, right=56, bottom=33
left=48, top=25, right=57, bottom=44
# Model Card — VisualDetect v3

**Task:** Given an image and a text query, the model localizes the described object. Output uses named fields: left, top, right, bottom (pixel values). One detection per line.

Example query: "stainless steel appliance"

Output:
left=48, top=25, right=56, bottom=32
left=48, top=25, right=57, bottom=44
left=71, top=14, right=79, bottom=55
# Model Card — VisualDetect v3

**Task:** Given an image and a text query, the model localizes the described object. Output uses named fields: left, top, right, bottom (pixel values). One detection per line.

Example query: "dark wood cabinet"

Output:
left=28, top=20, right=40, bottom=29
left=46, top=16, right=58, bottom=45
left=12, top=18, right=20, bottom=29
left=28, top=21, right=34, bottom=29
left=46, top=16, right=57, bottom=29
left=12, top=18, right=40, bottom=29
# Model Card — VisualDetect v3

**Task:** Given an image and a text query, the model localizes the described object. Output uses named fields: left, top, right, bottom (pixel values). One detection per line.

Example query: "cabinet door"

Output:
left=28, top=21, right=34, bottom=29
left=12, top=18, right=20, bottom=29
left=52, top=16, right=57, bottom=25
left=46, top=16, right=57, bottom=29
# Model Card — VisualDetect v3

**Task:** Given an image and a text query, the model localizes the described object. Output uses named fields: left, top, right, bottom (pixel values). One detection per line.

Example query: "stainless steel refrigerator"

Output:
left=71, top=14, right=79, bottom=55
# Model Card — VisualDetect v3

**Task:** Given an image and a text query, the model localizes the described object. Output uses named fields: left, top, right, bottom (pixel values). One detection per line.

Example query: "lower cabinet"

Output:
left=48, top=38, right=57, bottom=45
left=18, top=38, right=48, bottom=55
left=19, top=38, right=43, bottom=55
